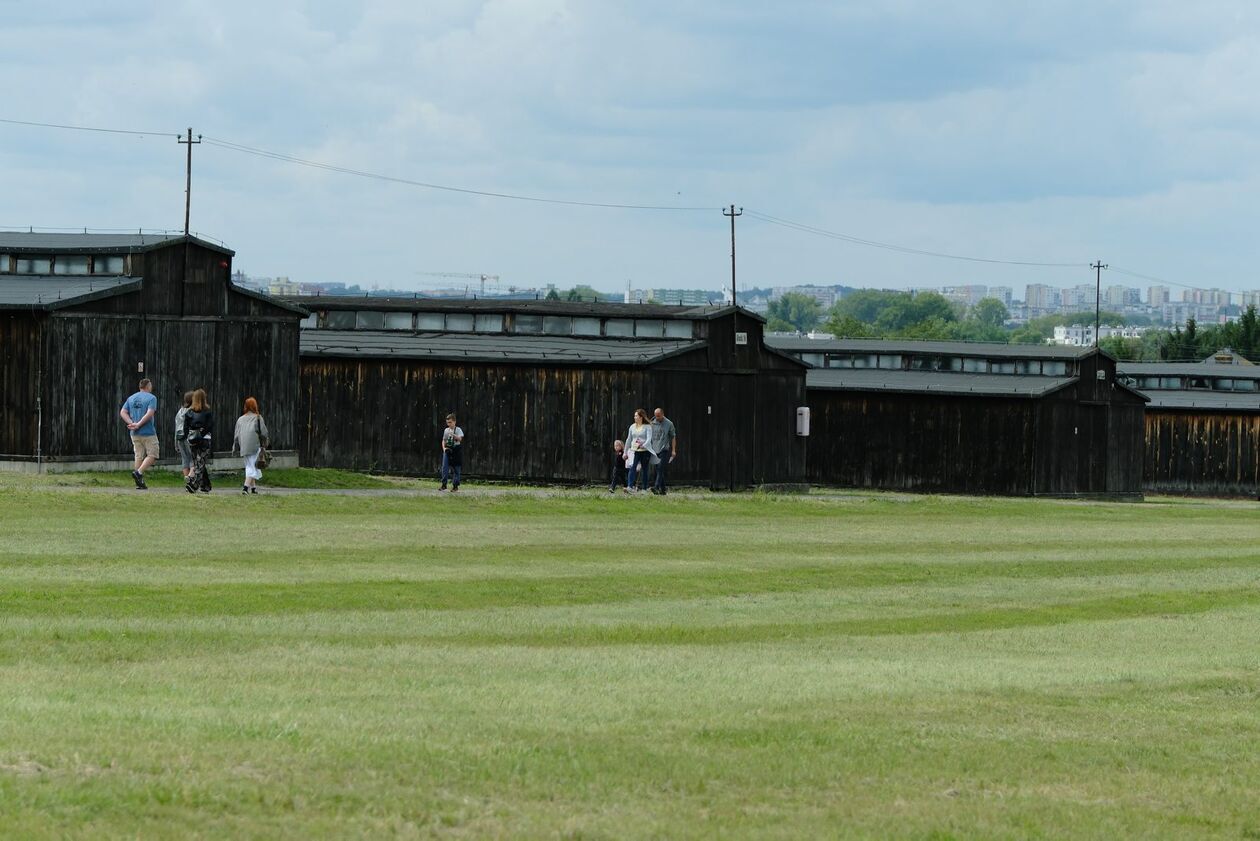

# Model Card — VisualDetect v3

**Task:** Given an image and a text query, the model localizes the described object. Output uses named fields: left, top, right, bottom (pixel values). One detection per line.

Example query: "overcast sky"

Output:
left=2, top=1, right=1258, bottom=296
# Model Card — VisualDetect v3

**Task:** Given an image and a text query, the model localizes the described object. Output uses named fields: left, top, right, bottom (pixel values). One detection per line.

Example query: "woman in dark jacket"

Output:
left=182, top=388, right=215, bottom=494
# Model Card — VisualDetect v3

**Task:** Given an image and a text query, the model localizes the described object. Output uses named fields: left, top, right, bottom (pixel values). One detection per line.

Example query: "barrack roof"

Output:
left=806, top=368, right=1077, bottom=398
left=1139, top=390, right=1260, bottom=411
left=0, top=275, right=140, bottom=310
left=1119, top=362, right=1260, bottom=379
left=766, top=336, right=1095, bottom=360
left=284, top=296, right=759, bottom=322
left=0, top=231, right=233, bottom=256
left=300, top=329, right=706, bottom=367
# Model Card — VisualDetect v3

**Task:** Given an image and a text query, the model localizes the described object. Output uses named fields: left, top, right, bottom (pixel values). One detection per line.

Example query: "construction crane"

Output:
left=415, top=271, right=501, bottom=297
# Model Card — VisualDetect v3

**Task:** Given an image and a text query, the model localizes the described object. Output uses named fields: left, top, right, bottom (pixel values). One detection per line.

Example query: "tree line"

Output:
left=766, top=290, right=1260, bottom=363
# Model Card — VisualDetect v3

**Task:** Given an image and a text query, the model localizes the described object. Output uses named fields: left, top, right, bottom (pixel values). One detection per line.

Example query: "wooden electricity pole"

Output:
left=723, top=204, right=743, bottom=306
left=178, top=128, right=202, bottom=236
left=1092, top=260, right=1108, bottom=346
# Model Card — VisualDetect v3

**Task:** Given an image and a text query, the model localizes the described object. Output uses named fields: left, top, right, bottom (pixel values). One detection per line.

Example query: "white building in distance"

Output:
left=1053, top=324, right=1149, bottom=346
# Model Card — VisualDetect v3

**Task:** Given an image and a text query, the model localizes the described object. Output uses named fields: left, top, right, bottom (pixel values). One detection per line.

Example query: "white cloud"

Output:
left=1, top=1, right=1259, bottom=293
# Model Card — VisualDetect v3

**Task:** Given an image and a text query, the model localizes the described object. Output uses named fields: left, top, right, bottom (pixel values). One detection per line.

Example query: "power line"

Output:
left=1110, top=265, right=1214, bottom=292
left=202, top=135, right=716, bottom=212
left=0, top=117, right=178, bottom=138
left=746, top=210, right=1260, bottom=306
left=1, top=116, right=716, bottom=211
left=745, top=209, right=1086, bottom=268
left=5, top=115, right=1259, bottom=303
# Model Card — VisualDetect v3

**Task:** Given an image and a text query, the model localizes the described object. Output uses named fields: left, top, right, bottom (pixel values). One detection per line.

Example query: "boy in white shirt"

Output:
left=440, top=413, right=464, bottom=492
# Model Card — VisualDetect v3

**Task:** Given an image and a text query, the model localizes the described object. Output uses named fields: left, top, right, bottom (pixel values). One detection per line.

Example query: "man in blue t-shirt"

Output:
left=119, top=378, right=159, bottom=490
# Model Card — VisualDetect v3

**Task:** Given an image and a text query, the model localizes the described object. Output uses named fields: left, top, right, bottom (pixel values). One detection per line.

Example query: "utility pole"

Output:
left=1091, top=260, right=1108, bottom=346
left=723, top=204, right=743, bottom=307
left=178, top=128, right=202, bottom=236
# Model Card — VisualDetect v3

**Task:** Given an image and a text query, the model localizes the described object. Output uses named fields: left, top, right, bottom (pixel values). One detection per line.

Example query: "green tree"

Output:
left=898, top=316, right=959, bottom=341
left=545, top=288, right=560, bottom=301
left=822, top=314, right=876, bottom=338
left=1160, top=319, right=1199, bottom=361
left=1159, top=326, right=1182, bottom=360
left=766, top=292, right=823, bottom=333
left=970, top=298, right=1009, bottom=329
left=1240, top=306, right=1260, bottom=360
left=833, top=289, right=899, bottom=324
left=1134, top=329, right=1167, bottom=360
left=873, top=292, right=957, bottom=332
left=1099, top=336, right=1143, bottom=361
left=823, top=290, right=968, bottom=339
left=1009, top=325, right=1047, bottom=345
left=567, top=284, right=604, bottom=302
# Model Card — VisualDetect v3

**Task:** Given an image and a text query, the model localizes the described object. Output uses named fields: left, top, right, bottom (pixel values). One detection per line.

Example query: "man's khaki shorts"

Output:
left=131, top=435, right=160, bottom=462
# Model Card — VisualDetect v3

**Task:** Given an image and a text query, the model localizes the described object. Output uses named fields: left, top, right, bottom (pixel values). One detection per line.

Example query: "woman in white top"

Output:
left=625, top=408, right=655, bottom=493
left=173, top=391, right=193, bottom=481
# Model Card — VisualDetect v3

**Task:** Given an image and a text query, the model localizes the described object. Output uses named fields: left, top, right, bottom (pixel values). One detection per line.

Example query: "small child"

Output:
left=440, top=413, right=464, bottom=492
left=609, top=439, right=628, bottom=493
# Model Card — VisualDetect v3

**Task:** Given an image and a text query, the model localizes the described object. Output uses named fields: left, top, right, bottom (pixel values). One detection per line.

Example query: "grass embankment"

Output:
left=31, top=467, right=403, bottom=490
left=1, top=488, right=1259, bottom=838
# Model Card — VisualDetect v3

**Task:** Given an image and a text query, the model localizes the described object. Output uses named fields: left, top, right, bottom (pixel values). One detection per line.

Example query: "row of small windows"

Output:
left=0, top=254, right=126, bottom=275
left=1131, top=375, right=1259, bottom=393
left=797, top=352, right=1069, bottom=377
left=310, top=310, right=697, bottom=339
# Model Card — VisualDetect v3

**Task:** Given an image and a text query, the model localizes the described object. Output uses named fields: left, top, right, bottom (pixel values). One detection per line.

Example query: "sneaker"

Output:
left=186, top=481, right=196, bottom=494
left=242, top=486, right=250, bottom=495
left=250, top=487, right=258, bottom=494
left=451, top=486, right=460, bottom=493
left=200, top=487, right=211, bottom=494
left=650, top=487, right=660, bottom=495
left=132, top=470, right=145, bottom=489
left=439, top=485, right=447, bottom=492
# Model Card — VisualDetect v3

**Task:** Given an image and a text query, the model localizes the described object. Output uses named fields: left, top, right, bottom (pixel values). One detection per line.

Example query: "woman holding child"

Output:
left=624, top=408, right=655, bottom=493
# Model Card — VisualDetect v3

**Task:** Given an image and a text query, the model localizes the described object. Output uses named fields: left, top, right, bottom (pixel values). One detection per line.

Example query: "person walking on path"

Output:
left=232, top=397, right=270, bottom=495
left=649, top=407, right=678, bottom=495
left=439, top=413, right=464, bottom=492
left=120, top=378, right=159, bottom=489
left=182, top=388, right=215, bottom=494
left=174, top=391, right=194, bottom=483
left=625, top=408, right=655, bottom=493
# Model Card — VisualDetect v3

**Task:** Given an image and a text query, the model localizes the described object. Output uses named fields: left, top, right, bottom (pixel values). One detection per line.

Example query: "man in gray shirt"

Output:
left=649, top=407, right=677, bottom=495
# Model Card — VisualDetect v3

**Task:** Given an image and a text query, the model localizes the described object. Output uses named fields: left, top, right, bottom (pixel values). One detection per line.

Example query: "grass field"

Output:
left=38, top=467, right=408, bottom=490
left=2, top=479, right=1260, bottom=839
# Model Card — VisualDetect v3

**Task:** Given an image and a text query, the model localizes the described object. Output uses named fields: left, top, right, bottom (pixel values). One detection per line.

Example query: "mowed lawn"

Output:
left=2, top=481, right=1260, bottom=839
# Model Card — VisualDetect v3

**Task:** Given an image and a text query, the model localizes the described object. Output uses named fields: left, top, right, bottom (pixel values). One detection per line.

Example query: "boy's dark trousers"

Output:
left=441, top=449, right=462, bottom=489
left=610, top=456, right=627, bottom=491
